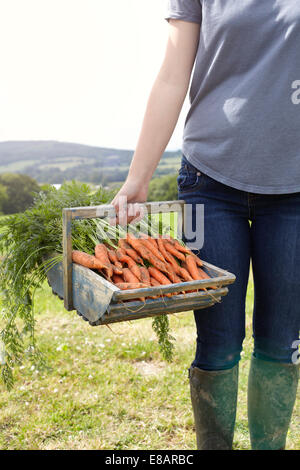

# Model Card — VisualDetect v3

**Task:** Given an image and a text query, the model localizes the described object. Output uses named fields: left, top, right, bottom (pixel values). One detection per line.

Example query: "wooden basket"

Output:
left=46, top=201, right=236, bottom=326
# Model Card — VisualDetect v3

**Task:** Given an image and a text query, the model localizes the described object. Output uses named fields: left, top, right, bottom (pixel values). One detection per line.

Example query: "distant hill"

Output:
left=0, top=140, right=181, bottom=185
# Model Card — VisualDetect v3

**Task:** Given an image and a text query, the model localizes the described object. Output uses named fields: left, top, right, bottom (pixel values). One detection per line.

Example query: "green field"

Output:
left=0, top=160, right=37, bottom=173
left=0, top=141, right=181, bottom=184
left=0, top=277, right=299, bottom=450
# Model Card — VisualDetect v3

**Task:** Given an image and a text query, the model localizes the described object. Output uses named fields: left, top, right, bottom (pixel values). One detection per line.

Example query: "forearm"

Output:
left=127, top=75, right=189, bottom=185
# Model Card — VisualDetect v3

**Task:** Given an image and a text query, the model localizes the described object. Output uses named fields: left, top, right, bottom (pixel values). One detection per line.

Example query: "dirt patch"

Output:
left=133, top=360, right=166, bottom=377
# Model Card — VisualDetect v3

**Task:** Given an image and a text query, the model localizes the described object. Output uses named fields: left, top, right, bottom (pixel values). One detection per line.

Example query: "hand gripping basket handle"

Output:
left=62, top=200, right=186, bottom=311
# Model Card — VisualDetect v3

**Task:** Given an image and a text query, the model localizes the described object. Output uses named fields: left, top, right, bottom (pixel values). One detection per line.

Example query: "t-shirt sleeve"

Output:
left=164, top=0, right=202, bottom=24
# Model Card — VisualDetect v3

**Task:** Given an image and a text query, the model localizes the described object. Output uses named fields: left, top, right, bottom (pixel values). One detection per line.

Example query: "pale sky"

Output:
left=0, top=0, right=190, bottom=151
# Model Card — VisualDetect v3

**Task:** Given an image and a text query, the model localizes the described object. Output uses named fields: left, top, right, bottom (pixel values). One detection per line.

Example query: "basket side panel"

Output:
left=46, top=262, right=115, bottom=323
left=72, top=264, right=115, bottom=323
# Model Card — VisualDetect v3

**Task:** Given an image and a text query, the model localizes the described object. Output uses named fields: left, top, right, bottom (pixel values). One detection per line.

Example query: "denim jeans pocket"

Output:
left=177, top=172, right=203, bottom=192
left=177, top=156, right=204, bottom=193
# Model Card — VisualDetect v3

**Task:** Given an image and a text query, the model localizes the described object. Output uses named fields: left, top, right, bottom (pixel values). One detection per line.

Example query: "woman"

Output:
left=111, top=0, right=300, bottom=450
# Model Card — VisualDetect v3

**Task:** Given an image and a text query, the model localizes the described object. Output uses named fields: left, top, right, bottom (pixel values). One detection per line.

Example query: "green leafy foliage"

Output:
left=0, top=181, right=113, bottom=388
left=0, top=181, right=175, bottom=389
left=148, top=174, right=178, bottom=202
left=152, top=315, right=175, bottom=363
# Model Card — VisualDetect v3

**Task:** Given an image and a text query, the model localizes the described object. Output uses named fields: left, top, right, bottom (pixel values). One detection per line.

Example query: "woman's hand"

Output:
left=110, top=176, right=149, bottom=225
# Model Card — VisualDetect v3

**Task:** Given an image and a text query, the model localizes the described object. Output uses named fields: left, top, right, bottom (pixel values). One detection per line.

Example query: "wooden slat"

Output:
left=62, top=209, right=73, bottom=310
left=112, top=278, right=229, bottom=301
left=111, top=261, right=235, bottom=301
left=109, top=288, right=228, bottom=314
left=46, top=259, right=119, bottom=323
left=65, top=200, right=185, bottom=220
left=96, top=297, right=219, bottom=325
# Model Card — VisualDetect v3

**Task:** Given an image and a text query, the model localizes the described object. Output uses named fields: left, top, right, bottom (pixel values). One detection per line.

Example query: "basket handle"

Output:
left=62, top=200, right=185, bottom=311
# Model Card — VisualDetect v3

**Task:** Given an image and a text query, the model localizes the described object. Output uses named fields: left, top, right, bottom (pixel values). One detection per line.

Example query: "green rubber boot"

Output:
left=189, top=364, right=239, bottom=450
left=248, top=355, right=299, bottom=450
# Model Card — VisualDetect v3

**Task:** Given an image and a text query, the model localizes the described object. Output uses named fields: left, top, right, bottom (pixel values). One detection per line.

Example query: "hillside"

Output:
left=0, top=141, right=181, bottom=184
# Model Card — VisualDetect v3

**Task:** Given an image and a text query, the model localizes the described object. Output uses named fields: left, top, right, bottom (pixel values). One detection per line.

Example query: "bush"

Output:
left=148, top=174, right=178, bottom=202
left=0, top=173, right=40, bottom=214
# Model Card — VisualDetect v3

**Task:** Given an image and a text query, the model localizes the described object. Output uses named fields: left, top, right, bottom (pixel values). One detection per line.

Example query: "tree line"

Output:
left=0, top=172, right=179, bottom=215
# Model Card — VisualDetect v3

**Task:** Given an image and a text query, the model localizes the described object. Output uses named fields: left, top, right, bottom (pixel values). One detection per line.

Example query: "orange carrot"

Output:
left=122, top=267, right=140, bottom=284
left=160, top=235, right=201, bottom=261
left=163, top=240, right=186, bottom=261
left=115, top=282, right=148, bottom=290
left=138, top=237, right=165, bottom=263
left=185, top=255, right=203, bottom=280
left=127, top=264, right=142, bottom=281
left=126, top=233, right=169, bottom=273
left=179, top=267, right=194, bottom=282
left=140, top=266, right=158, bottom=297
left=198, top=268, right=216, bottom=284
left=112, top=265, right=123, bottom=276
left=118, top=239, right=144, bottom=264
left=116, top=248, right=127, bottom=261
left=95, top=243, right=113, bottom=277
left=95, top=243, right=110, bottom=264
left=148, top=267, right=172, bottom=285
left=115, top=250, right=142, bottom=280
left=107, top=248, right=118, bottom=264
left=157, top=238, right=181, bottom=274
left=173, top=240, right=192, bottom=254
left=126, top=248, right=144, bottom=265
left=140, top=266, right=151, bottom=286
left=197, top=268, right=218, bottom=290
left=72, top=250, right=106, bottom=270
left=118, top=238, right=131, bottom=251
left=165, top=265, right=182, bottom=284
left=112, top=274, right=124, bottom=284
left=191, top=253, right=203, bottom=267
left=107, top=249, right=123, bottom=269
left=150, top=276, right=161, bottom=287
left=169, top=238, right=201, bottom=264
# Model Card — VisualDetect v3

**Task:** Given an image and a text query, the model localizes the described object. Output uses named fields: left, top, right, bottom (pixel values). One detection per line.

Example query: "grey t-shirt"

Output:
left=165, top=0, right=300, bottom=194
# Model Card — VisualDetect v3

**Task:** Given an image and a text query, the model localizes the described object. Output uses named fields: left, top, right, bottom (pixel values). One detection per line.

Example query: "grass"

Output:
left=0, top=160, right=37, bottom=173
left=0, top=276, right=299, bottom=450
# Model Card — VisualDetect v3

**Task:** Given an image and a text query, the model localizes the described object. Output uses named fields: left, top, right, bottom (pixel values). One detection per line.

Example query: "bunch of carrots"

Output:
left=72, top=233, right=212, bottom=301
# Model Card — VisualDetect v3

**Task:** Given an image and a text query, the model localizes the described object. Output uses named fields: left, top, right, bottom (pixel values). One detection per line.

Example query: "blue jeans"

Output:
left=178, top=155, right=300, bottom=370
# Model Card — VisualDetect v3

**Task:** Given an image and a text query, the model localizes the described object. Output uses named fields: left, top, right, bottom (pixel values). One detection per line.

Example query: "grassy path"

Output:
left=0, top=279, right=299, bottom=450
